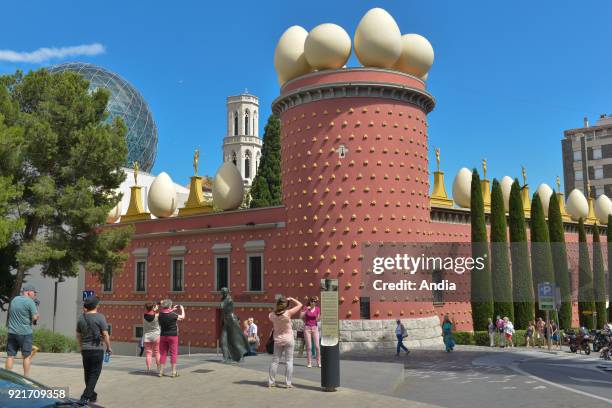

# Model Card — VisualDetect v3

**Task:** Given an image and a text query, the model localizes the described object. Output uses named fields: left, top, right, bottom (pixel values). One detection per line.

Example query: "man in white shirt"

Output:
left=246, top=317, right=258, bottom=356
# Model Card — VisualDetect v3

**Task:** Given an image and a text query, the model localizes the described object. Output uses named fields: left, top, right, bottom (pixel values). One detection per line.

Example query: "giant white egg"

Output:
left=106, top=203, right=121, bottom=224
left=393, top=34, right=434, bottom=78
left=566, top=189, right=589, bottom=221
left=148, top=172, right=177, bottom=218
left=421, top=73, right=429, bottom=81
left=594, top=194, right=612, bottom=224
left=274, top=26, right=312, bottom=86
left=213, top=162, right=245, bottom=211
left=452, top=167, right=473, bottom=208
left=354, top=8, right=402, bottom=68
left=304, top=23, right=351, bottom=70
left=536, top=183, right=553, bottom=216
left=500, top=176, right=514, bottom=211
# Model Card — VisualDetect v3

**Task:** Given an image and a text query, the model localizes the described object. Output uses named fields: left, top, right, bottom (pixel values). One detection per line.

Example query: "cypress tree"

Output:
left=490, top=179, right=513, bottom=321
left=530, top=193, right=555, bottom=319
left=548, top=192, right=572, bottom=329
left=578, top=219, right=595, bottom=329
left=608, top=214, right=612, bottom=323
left=508, top=179, right=535, bottom=328
left=250, top=115, right=281, bottom=208
left=592, top=225, right=607, bottom=329
left=470, top=169, right=493, bottom=331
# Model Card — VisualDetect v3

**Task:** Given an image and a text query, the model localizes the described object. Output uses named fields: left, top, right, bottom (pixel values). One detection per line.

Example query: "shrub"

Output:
left=453, top=330, right=528, bottom=346
left=453, top=331, right=475, bottom=345
left=0, top=326, right=77, bottom=353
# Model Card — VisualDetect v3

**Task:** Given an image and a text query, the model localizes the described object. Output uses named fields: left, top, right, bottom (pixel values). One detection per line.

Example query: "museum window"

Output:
left=573, top=150, right=582, bottom=161
left=247, top=255, right=263, bottom=292
left=359, top=297, right=370, bottom=319
left=215, top=256, right=230, bottom=291
left=133, top=325, right=144, bottom=340
left=595, top=167, right=603, bottom=180
left=171, top=258, right=184, bottom=292
left=102, top=267, right=113, bottom=293
left=245, top=110, right=250, bottom=135
left=234, top=111, right=238, bottom=136
left=245, top=150, right=251, bottom=179
left=575, top=170, right=583, bottom=181
left=594, top=147, right=602, bottom=160
left=135, top=260, right=147, bottom=292
left=432, top=269, right=444, bottom=305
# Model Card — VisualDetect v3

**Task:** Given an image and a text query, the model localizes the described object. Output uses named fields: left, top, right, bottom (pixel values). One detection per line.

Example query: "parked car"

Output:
left=0, top=368, right=100, bottom=407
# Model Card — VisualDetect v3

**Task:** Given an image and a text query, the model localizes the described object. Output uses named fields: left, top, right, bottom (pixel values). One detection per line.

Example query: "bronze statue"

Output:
left=133, top=161, right=139, bottom=185
left=219, top=288, right=249, bottom=363
left=521, top=165, right=527, bottom=186
left=435, top=147, right=440, bottom=172
left=556, top=176, right=561, bottom=192
left=482, top=158, right=487, bottom=179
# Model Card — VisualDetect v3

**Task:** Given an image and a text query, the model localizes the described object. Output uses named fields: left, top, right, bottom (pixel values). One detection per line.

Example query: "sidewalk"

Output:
left=3, top=353, right=441, bottom=408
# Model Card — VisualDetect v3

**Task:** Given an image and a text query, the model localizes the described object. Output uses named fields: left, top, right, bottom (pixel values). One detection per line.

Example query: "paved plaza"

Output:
left=3, top=346, right=612, bottom=407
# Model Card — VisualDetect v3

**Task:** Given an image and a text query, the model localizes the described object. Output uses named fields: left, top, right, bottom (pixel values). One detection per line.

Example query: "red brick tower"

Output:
left=272, top=68, right=436, bottom=319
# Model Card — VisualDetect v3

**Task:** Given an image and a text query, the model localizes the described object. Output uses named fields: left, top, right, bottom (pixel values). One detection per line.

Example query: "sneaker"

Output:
left=286, top=384, right=293, bottom=389
left=307, top=363, right=312, bottom=368
left=317, top=362, right=322, bottom=368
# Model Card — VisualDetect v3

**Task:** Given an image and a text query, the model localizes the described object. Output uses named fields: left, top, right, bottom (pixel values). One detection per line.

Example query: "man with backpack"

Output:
left=395, top=320, right=410, bottom=356
left=76, top=296, right=112, bottom=405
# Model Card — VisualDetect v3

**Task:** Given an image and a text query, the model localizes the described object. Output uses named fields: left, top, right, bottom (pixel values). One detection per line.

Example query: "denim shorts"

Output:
left=6, top=333, right=33, bottom=357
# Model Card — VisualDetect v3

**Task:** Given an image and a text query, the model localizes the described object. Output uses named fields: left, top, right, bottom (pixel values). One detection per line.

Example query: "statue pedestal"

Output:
left=121, top=186, right=151, bottom=222
left=587, top=197, right=597, bottom=224
left=557, top=193, right=571, bottom=222
left=179, top=176, right=213, bottom=216
left=521, top=186, right=531, bottom=217
left=430, top=171, right=453, bottom=207
left=481, top=179, right=491, bottom=212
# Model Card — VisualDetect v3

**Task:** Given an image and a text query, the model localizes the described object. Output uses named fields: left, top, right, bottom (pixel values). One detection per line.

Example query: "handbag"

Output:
left=266, top=330, right=275, bottom=354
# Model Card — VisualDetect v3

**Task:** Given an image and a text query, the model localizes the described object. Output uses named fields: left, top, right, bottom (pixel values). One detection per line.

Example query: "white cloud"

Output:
left=0, top=43, right=105, bottom=63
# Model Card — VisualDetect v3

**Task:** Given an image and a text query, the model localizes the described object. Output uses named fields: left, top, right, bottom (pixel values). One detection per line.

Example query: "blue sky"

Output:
left=1, top=0, right=611, bottom=193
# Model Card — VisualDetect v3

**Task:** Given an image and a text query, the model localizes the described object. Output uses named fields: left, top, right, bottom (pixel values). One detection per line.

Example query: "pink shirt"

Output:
left=269, top=311, right=293, bottom=346
left=303, top=306, right=320, bottom=327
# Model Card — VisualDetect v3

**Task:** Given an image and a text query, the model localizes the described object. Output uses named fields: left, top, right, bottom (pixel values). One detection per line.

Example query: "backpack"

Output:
left=83, top=313, right=101, bottom=347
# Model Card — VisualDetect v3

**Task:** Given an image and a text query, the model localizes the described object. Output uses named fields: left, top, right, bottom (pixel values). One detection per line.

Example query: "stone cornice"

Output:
left=272, top=80, right=435, bottom=115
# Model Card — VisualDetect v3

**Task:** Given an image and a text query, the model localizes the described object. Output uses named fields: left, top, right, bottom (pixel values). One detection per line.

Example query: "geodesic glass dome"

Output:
left=48, top=62, right=158, bottom=172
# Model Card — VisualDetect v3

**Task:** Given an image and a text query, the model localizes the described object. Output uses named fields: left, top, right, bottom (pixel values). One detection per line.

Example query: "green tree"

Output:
left=250, top=115, right=281, bottom=208
left=489, top=179, right=513, bottom=321
left=530, top=193, right=555, bottom=319
left=592, top=225, right=607, bottom=329
left=548, top=192, right=572, bottom=329
left=0, top=69, right=133, bottom=306
left=608, top=214, right=612, bottom=323
left=577, top=219, right=595, bottom=329
left=470, top=169, right=493, bottom=331
left=508, top=179, right=535, bottom=328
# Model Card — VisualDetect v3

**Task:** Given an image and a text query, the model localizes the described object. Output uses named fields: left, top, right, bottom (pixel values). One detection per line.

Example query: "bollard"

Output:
left=321, top=343, right=340, bottom=391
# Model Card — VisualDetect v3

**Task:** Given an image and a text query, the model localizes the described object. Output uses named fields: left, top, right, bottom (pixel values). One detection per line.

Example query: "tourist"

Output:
left=495, top=315, right=505, bottom=347
left=246, top=317, right=259, bottom=356
left=503, top=317, right=514, bottom=348
left=551, top=320, right=560, bottom=349
left=76, top=296, right=112, bottom=405
left=395, top=319, right=410, bottom=356
left=158, top=299, right=185, bottom=377
left=301, top=297, right=321, bottom=367
left=143, top=303, right=161, bottom=374
left=5, top=283, right=39, bottom=377
left=525, top=321, right=535, bottom=347
left=295, top=318, right=305, bottom=357
left=268, top=296, right=303, bottom=388
left=487, top=318, right=496, bottom=347
left=442, top=314, right=455, bottom=352
left=536, top=317, right=545, bottom=347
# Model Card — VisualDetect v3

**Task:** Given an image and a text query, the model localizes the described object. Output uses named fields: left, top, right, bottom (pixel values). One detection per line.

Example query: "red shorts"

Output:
left=505, top=333, right=513, bottom=340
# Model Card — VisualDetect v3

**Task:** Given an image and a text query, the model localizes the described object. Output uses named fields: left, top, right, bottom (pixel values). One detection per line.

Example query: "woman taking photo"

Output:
left=300, top=297, right=321, bottom=368
left=158, top=299, right=185, bottom=377
left=268, top=296, right=302, bottom=388
left=143, top=303, right=161, bottom=374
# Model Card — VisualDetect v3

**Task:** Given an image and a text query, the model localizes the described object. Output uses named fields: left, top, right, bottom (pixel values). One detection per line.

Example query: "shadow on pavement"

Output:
left=234, top=379, right=321, bottom=392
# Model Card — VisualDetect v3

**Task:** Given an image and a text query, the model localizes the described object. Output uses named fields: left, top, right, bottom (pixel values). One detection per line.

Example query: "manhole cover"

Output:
left=192, top=369, right=214, bottom=374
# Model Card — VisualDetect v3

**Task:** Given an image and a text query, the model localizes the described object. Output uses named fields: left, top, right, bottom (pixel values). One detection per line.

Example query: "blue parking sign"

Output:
left=82, top=290, right=95, bottom=302
left=537, top=282, right=554, bottom=311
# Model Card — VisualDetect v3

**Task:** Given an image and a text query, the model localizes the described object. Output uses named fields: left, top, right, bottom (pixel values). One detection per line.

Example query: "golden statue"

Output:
left=435, top=147, right=440, bottom=172
left=193, top=148, right=200, bottom=176
left=556, top=176, right=561, bottom=192
left=482, top=158, right=487, bottom=179
left=521, top=166, right=527, bottom=185
left=133, top=161, right=139, bottom=185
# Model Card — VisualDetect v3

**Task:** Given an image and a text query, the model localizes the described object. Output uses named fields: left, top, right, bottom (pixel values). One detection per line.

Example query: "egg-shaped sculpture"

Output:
left=594, top=194, right=612, bottom=224
left=274, top=26, right=312, bottom=85
left=304, top=23, right=351, bottom=70
left=213, top=162, right=245, bottom=211
left=452, top=167, right=473, bottom=208
left=106, top=203, right=121, bottom=224
left=148, top=172, right=177, bottom=218
left=500, top=176, right=514, bottom=211
left=536, top=183, right=553, bottom=216
left=354, top=8, right=402, bottom=68
left=393, top=34, right=434, bottom=78
left=421, top=73, right=429, bottom=81
left=566, top=189, right=589, bottom=221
